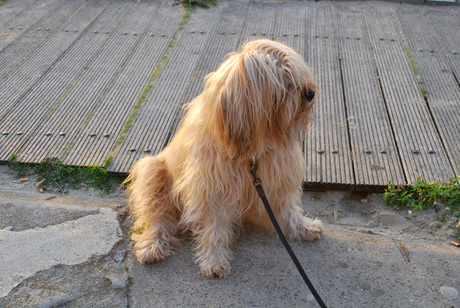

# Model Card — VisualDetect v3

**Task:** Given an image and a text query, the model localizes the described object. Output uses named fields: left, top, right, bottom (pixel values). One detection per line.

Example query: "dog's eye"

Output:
left=302, top=88, right=315, bottom=103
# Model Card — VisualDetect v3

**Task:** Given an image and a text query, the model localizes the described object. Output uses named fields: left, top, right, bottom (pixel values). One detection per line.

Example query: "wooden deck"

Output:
left=0, top=0, right=459, bottom=190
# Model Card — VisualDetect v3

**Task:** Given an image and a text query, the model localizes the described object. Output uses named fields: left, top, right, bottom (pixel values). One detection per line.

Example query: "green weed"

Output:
left=383, top=177, right=460, bottom=211
left=383, top=177, right=460, bottom=238
left=179, top=0, right=215, bottom=9
left=9, top=160, right=31, bottom=178
left=420, top=87, right=428, bottom=100
left=8, top=158, right=126, bottom=194
left=312, top=194, right=321, bottom=201
left=103, top=155, right=113, bottom=170
left=179, top=11, right=191, bottom=28
left=404, top=48, right=419, bottom=75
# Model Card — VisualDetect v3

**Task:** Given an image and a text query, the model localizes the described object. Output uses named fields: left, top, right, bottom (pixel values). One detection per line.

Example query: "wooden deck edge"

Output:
left=303, top=181, right=388, bottom=193
left=325, top=0, right=459, bottom=5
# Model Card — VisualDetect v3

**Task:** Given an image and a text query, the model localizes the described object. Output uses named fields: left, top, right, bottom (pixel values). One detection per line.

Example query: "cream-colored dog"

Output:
left=126, top=39, right=323, bottom=278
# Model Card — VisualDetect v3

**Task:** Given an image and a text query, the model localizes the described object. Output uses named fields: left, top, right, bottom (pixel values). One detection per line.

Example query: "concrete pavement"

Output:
left=0, top=168, right=458, bottom=307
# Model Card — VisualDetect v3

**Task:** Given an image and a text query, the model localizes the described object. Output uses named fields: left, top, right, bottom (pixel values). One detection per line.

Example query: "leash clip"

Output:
left=249, top=160, right=262, bottom=187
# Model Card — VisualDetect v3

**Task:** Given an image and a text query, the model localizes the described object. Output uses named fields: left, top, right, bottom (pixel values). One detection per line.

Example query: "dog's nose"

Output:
left=303, top=88, right=315, bottom=102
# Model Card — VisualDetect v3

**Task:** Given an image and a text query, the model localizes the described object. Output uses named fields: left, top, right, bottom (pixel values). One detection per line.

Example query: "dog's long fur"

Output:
left=126, top=39, right=323, bottom=278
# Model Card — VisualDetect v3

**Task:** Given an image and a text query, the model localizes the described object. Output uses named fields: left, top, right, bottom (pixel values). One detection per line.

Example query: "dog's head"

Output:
left=203, top=39, right=318, bottom=159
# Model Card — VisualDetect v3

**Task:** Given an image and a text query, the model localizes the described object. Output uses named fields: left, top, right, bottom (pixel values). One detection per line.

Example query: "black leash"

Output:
left=250, top=160, right=327, bottom=308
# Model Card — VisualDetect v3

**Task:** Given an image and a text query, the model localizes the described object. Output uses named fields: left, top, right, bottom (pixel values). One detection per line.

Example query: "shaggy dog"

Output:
left=126, top=39, right=323, bottom=278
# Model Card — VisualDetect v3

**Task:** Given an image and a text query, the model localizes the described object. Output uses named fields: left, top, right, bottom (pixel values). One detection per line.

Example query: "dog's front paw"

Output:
left=200, top=261, right=231, bottom=278
left=134, top=239, right=173, bottom=264
left=299, top=218, right=324, bottom=242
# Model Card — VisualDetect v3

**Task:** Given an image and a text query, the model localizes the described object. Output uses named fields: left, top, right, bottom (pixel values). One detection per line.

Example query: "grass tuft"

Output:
left=383, top=177, right=460, bottom=238
left=177, top=0, right=215, bottom=9
left=404, top=48, right=419, bottom=75
left=9, top=157, right=126, bottom=194
left=103, top=155, right=113, bottom=170
left=420, top=86, right=428, bottom=100
left=179, top=11, right=191, bottom=28
left=383, top=177, right=460, bottom=211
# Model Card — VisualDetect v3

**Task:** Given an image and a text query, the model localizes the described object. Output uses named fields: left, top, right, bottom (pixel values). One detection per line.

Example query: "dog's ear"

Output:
left=208, top=54, right=267, bottom=159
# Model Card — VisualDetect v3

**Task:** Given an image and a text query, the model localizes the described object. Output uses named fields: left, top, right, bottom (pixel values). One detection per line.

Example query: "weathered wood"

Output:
left=64, top=4, right=183, bottom=167
left=0, top=1, right=115, bottom=162
left=398, top=7, right=460, bottom=175
left=109, top=7, right=221, bottom=172
left=273, top=3, right=305, bottom=54
left=0, top=0, right=61, bottom=50
left=365, top=9, right=455, bottom=183
left=337, top=5, right=405, bottom=188
left=425, top=9, right=460, bottom=84
left=0, top=0, right=40, bottom=27
left=303, top=4, right=355, bottom=188
left=17, top=2, right=159, bottom=164
left=0, top=1, right=458, bottom=191
left=0, top=1, right=83, bottom=78
left=239, top=2, right=277, bottom=44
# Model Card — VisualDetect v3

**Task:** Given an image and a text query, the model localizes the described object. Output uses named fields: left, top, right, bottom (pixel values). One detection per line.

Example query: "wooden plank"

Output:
left=63, top=5, right=183, bottom=167
left=0, top=1, right=116, bottom=162
left=273, top=3, right=305, bottom=54
left=303, top=4, right=355, bottom=188
left=336, top=6, right=405, bottom=188
left=0, top=1, right=84, bottom=78
left=364, top=9, right=455, bottom=183
left=398, top=7, right=460, bottom=175
left=0, top=1, right=111, bottom=122
left=425, top=9, right=460, bottom=83
left=17, top=2, right=156, bottom=164
left=0, top=0, right=40, bottom=26
left=239, top=2, right=277, bottom=44
left=0, top=0, right=61, bottom=50
left=109, top=8, right=221, bottom=172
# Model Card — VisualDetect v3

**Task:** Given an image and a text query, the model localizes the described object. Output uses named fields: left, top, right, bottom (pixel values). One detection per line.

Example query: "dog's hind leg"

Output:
left=127, top=156, right=181, bottom=264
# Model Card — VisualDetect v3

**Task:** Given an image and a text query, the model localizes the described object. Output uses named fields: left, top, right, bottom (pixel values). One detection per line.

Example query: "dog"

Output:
left=126, top=39, right=323, bottom=278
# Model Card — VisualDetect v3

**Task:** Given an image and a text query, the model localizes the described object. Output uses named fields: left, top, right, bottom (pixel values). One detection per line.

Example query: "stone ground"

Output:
left=0, top=164, right=459, bottom=307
